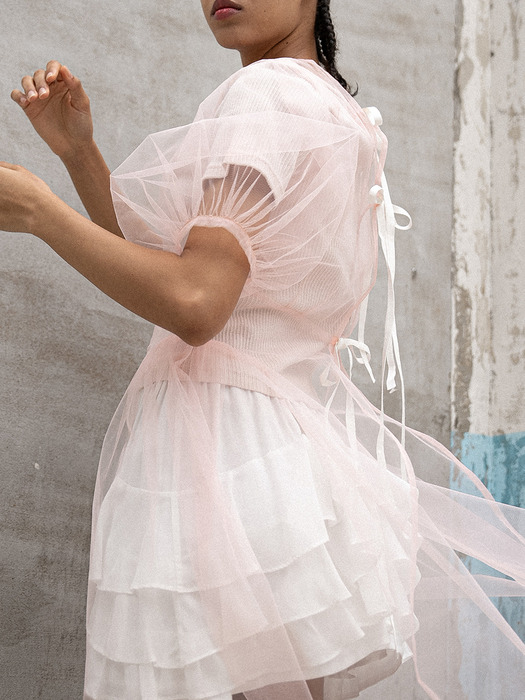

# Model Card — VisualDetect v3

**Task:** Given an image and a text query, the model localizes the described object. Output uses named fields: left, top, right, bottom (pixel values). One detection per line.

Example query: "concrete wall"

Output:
left=452, top=0, right=525, bottom=693
left=337, top=1, right=455, bottom=453
left=453, top=0, right=525, bottom=493
left=1, top=1, right=455, bottom=698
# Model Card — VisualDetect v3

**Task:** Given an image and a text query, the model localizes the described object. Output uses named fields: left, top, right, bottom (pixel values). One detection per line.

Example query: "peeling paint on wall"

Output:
left=451, top=286, right=473, bottom=450
left=454, top=431, right=525, bottom=508
left=451, top=431, right=525, bottom=657
left=452, top=0, right=525, bottom=677
left=452, top=0, right=493, bottom=443
left=453, top=0, right=525, bottom=449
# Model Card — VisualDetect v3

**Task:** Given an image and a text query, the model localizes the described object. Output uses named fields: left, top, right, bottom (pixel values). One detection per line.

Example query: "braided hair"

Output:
left=315, top=0, right=357, bottom=96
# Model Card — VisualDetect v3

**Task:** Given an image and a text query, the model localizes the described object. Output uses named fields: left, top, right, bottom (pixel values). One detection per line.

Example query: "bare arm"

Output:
left=0, top=163, right=250, bottom=346
left=11, top=61, right=122, bottom=236
left=61, top=141, right=123, bottom=236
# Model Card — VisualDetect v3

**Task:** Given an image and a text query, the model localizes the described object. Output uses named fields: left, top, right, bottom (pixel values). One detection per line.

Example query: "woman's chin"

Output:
left=208, top=26, right=256, bottom=52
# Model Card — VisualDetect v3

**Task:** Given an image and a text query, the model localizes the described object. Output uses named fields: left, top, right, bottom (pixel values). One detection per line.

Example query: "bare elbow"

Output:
left=180, top=323, right=224, bottom=349
left=182, top=327, right=216, bottom=347
left=169, top=290, right=229, bottom=347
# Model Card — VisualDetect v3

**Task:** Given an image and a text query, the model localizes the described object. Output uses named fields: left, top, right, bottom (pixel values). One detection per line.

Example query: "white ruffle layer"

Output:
left=86, top=384, right=418, bottom=700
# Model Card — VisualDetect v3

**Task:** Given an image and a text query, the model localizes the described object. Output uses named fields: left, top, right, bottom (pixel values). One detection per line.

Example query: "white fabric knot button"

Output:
left=369, top=185, right=384, bottom=205
left=364, top=106, right=383, bottom=127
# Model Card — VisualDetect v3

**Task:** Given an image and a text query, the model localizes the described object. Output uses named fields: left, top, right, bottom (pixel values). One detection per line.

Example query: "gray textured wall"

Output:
left=0, top=1, right=454, bottom=698
left=337, top=1, right=455, bottom=448
left=451, top=0, right=525, bottom=690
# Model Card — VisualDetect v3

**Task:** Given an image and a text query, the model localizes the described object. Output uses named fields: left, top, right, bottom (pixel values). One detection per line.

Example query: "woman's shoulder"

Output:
left=196, top=58, right=362, bottom=124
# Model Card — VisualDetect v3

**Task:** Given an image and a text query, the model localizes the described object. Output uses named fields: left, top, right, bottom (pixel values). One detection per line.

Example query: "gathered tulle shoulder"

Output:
left=110, top=58, right=383, bottom=305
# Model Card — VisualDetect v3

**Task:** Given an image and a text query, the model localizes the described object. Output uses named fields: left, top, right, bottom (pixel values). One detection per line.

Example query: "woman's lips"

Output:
left=211, top=1, right=242, bottom=19
left=214, top=7, right=240, bottom=19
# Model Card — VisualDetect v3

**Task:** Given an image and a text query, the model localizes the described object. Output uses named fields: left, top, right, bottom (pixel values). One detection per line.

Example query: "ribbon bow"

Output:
left=333, top=107, right=413, bottom=462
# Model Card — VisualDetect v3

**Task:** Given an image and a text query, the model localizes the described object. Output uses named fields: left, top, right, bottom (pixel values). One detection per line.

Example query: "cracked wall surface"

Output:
left=454, top=0, right=525, bottom=440
left=452, top=0, right=525, bottom=691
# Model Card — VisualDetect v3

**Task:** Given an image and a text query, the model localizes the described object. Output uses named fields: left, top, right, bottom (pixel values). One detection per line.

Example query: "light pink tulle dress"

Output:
left=83, top=58, right=525, bottom=700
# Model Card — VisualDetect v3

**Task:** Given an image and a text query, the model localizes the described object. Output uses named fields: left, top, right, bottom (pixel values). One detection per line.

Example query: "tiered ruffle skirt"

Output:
left=85, top=380, right=420, bottom=700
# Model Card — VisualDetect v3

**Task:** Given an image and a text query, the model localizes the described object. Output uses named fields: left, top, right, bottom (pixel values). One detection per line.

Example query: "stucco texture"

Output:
left=0, top=1, right=454, bottom=698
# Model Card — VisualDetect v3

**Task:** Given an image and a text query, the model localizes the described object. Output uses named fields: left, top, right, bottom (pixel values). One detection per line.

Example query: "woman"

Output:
left=2, top=1, right=525, bottom=699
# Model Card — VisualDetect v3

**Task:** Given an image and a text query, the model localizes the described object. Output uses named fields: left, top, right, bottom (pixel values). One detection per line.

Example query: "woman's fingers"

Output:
left=11, top=88, right=29, bottom=108
left=58, top=65, right=90, bottom=110
left=59, top=65, right=77, bottom=89
left=20, top=74, right=38, bottom=103
left=45, top=59, right=62, bottom=84
left=14, top=61, right=68, bottom=107
left=33, top=69, right=49, bottom=99
left=12, top=61, right=89, bottom=126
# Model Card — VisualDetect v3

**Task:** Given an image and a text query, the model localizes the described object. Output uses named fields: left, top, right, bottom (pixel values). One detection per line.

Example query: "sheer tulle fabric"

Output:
left=85, top=59, right=525, bottom=700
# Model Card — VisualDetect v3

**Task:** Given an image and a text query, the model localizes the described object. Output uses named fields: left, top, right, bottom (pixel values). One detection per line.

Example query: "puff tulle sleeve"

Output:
left=110, top=60, right=381, bottom=295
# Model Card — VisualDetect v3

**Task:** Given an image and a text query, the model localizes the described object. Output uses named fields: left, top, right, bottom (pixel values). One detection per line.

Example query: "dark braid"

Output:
left=315, top=0, right=357, bottom=96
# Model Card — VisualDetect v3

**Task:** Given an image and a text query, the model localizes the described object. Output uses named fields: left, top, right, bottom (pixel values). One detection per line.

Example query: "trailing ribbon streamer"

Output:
left=334, top=107, right=413, bottom=469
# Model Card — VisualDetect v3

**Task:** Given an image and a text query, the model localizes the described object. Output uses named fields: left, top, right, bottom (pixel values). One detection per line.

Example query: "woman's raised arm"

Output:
left=11, top=61, right=122, bottom=237
left=0, top=163, right=250, bottom=346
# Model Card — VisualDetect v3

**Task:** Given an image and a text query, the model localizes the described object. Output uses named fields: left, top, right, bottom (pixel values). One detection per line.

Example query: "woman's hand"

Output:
left=11, top=61, right=94, bottom=160
left=0, top=162, right=54, bottom=233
